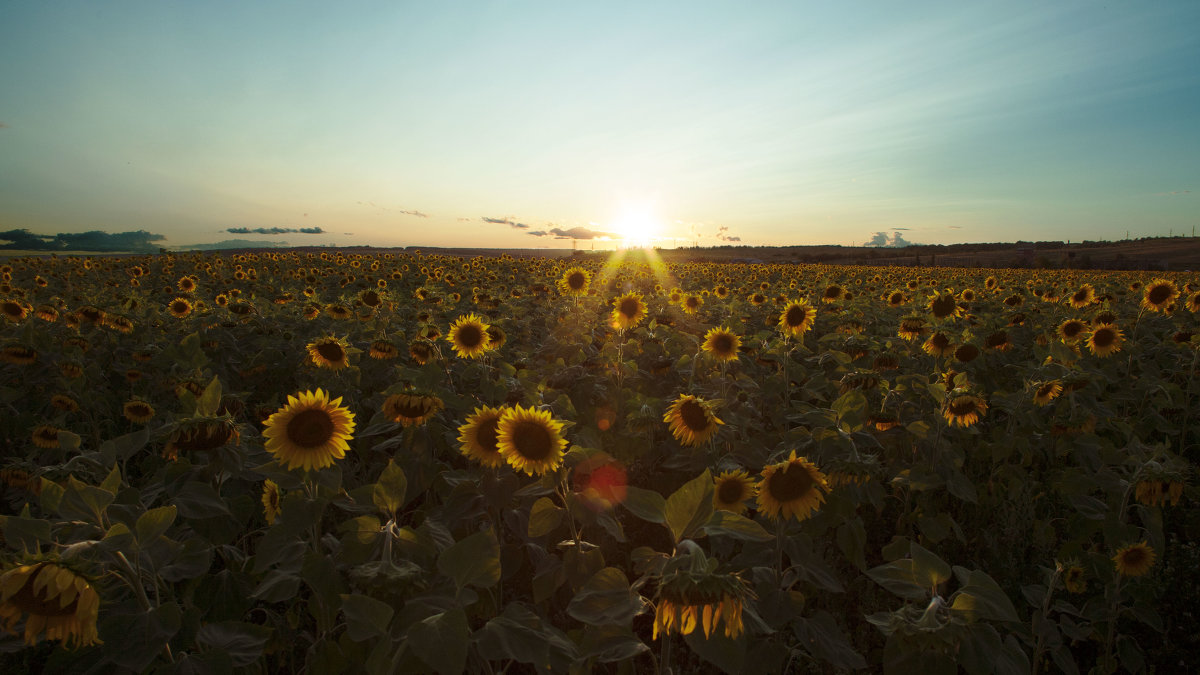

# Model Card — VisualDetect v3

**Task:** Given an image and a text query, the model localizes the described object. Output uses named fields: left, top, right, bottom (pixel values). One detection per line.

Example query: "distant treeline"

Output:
left=0, top=228, right=165, bottom=252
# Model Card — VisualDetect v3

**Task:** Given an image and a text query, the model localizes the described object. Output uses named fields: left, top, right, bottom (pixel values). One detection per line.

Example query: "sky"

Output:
left=0, top=1, right=1197, bottom=250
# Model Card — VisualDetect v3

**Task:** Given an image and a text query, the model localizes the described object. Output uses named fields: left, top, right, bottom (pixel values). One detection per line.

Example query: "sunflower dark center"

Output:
left=686, top=297, right=700, bottom=308
left=172, top=301, right=189, bottom=313
left=1147, top=285, right=1172, bottom=304
left=1, top=302, right=21, bottom=318
left=785, top=306, right=806, bottom=326
left=478, top=418, right=501, bottom=454
left=1092, top=329, right=1116, bottom=347
left=511, top=420, right=553, bottom=460
left=986, top=332, right=1008, bottom=348
left=129, top=403, right=151, bottom=416
left=948, top=398, right=978, bottom=416
left=1121, top=547, right=1148, bottom=566
left=824, top=286, right=841, bottom=298
left=11, top=571, right=80, bottom=617
left=768, top=462, right=815, bottom=502
left=931, top=295, right=957, bottom=318
left=393, top=398, right=432, bottom=419
left=711, top=334, right=734, bottom=353
left=929, top=333, right=950, bottom=349
left=1062, top=322, right=1084, bottom=337
left=317, top=343, right=345, bottom=361
left=717, top=479, right=747, bottom=504
left=457, top=324, right=485, bottom=348
left=1073, top=289, right=1089, bottom=302
left=955, top=345, right=979, bottom=362
left=619, top=298, right=640, bottom=317
left=362, top=291, right=381, bottom=306
left=1037, top=384, right=1057, bottom=398
left=889, top=293, right=903, bottom=304
left=287, top=409, right=335, bottom=448
left=567, top=272, right=586, bottom=290
left=679, top=400, right=710, bottom=431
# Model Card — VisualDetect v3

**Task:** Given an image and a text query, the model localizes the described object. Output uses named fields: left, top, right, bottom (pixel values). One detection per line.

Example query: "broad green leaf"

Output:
left=135, top=505, right=176, bottom=545
left=371, top=460, right=407, bottom=517
left=950, top=569, right=1019, bottom=623
left=577, top=625, right=650, bottom=664
left=197, top=376, right=222, bottom=416
left=195, top=620, right=273, bottom=668
left=3, top=516, right=51, bottom=552
left=527, top=497, right=564, bottom=538
left=172, top=481, right=232, bottom=519
left=792, top=610, right=867, bottom=671
left=909, top=542, right=952, bottom=591
left=622, top=486, right=666, bottom=523
left=408, top=609, right=469, bottom=675
left=566, top=567, right=646, bottom=626
left=703, top=510, right=774, bottom=542
left=340, top=594, right=395, bottom=642
left=437, top=527, right=501, bottom=589
left=664, top=470, right=713, bottom=544
left=683, top=625, right=746, bottom=674
left=474, top=603, right=578, bottom=673
left=866, top=560, right=927, bottom=600
left=99, top=464, right=122, bottom=494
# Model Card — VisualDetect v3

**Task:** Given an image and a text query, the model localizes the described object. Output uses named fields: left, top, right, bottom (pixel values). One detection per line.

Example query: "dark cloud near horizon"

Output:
left=182, top=239, right=288, bottom=250
left=482, top=216, right=529, bottom=229
left=226, top=226, right=325, bottom=235
left=716, top=225, right=741, bottom=243
left=526, top=225, right=616, bottom=240
left=0, top=228, right=165, bottom=252
left=864, top=231, right=914, bottom=247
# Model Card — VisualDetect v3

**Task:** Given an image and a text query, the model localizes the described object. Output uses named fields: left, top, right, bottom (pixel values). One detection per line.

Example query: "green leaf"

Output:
left=103, top=603, right=183, bottom=672
left=474, top=603, right=578, bottom=673
left=371, top=460, right=408, bottom=517
left=195, top=620, right=273, bottom=668
left=407, top=609, right=469, bottom=675
left=664, top=470, right=714, bottom=544
left=683, top=625, right=746, bottom=674
left=866, top=560, right=927, bottom=600
left=950, top=569, right=1019, bottom=623
left=2, top=516, right=51, bottom=552
left=437, top=527, right=501, bottom=589
left=793, top=610, right=867, bottom=671
left=702, top=510, right=774, bottom=542
left=836, top=518, right=868, bottom=570
left=831, top=389, right=867, bottom=429
left=58, top=475, right=114, bottom=524
left=251, top=571, right=301, bottom=602
left=909, top=542, right=952, bottom=591
left=172, top=481, right=232, bottom=519
left=566, top=567, right=646, bottom=626
left=906, top=420, right=931, bottom=439
left=99, top=464, right=122, bottom=494
left=340, top=594, right=395, bottom=642
left=527, top=497, right=564, bottom=538
left=1067, top=494, right=1109, bottom=520
left=577, top=625, right=650, bottom=664
left=135, top=505, right=177, bottom=545
left=622, top=486, right=667, bottom=523
left=197, top=375, right=222, bottom=417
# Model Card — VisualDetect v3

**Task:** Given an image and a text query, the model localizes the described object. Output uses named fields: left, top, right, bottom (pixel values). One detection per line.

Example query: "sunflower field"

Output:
left=1, top=250, right=1198, bottom=673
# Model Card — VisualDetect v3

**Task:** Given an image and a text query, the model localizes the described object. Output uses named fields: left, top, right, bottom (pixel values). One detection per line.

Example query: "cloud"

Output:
left=225, top=226, right=325, bottom=235
left=0, top=228, right=165, bottom=252
left=863, top=231, right=915, bottom=247
left=948, top=225, right=963, bottom=229
left=715, top=225, right=741, bottom=243
left=1154, top=190, right=1191, bottom=196
left=527, top=230, right=548, bottom=237
left=482, top=216, right=529, bottom=229
left=358, top=201, right=429, bottom=217
left=457, top=217, right=472, bottom=222
left=892, top=227, right=910, bottom=231
left=550, top=226, right=616, bottom=240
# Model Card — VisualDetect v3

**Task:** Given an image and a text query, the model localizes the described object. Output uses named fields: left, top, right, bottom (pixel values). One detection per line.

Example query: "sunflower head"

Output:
left=369, top=340, right=399, bottom=360
left=712, top=470, right=756, bottom=514
left=557, top=267, right=592, bottom=297
left=1112, top=541, right=1155, bottom=577
left=496, top=405, right=568, bottom=476
left=1058, top=319, right=1087, bottom=343
left=1062, top=565, right=1086, bottom=593
left=927, top=291, right=962, bottom=319
left=167, top=297, right=193, bottom=318
left=1085, top=323, right=1124, bottom=358
left=778, top=300, right=816, bottom=338
left=164, top=417, right=240, bottom=460
left=943, top=393, right=987, bottom=428
left=122, top=399, right=155, bottom=424
left=409, top=339, right=436, bottom=365
left=611, top=292, right=647, bottom=331
left=0, top=561, right=101, bottom=648
left=1141, top=278, right=1179, bottom=312
left=1032, top=381, right=1063, bottom=406
left=262, top=389, right=356, bottom=472
left=922, top=332, right=954, bottom=357
left=897, top=316, right=926, bottom=341
left=262, top=480, right=281, bottom=525
left=457, top=406, right=508, bottom=468
left=382, top=391, right=444, bottom=427
left=702, top=327, right=741, bottom=362
left=663, top=395, right=724, bottom=447
left=654, top=547, right=752, bottom=640
left=307, top=336, right=351, bottom=370
left=756, top=452, right=828, bottom=522
left=447, top=313, right=492, bottom=359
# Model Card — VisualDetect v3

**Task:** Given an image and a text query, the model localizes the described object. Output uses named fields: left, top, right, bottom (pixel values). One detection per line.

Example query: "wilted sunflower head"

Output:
left=897, top=317, right=926, bottom=341
left=663, top=394, right=724, bottom=447
left=654, top=554, right=751, bottom=640
left=368, top=340, right=399, bottom=360
left=0, top=561, right=101, bottom=648
left=409, top=339, right=436, bottom=365
left=164, top=417, right=240, bottom=460
left=307, top=336, right=351, bottom=370
left=122, top=400, right=155, bottom=424
left=382, top=391, right=444, bottom=427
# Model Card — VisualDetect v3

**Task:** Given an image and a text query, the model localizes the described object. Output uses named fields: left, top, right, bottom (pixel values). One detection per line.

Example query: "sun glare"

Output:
left=611, top=203, right=661, bottom=248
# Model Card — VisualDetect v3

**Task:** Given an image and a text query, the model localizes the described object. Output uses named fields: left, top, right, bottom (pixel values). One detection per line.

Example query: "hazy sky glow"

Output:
left=1, top=1, right=1197, bottom=249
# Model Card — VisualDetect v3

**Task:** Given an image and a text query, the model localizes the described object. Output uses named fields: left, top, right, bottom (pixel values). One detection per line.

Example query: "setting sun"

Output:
left=610, top=203, right=661, bottom=248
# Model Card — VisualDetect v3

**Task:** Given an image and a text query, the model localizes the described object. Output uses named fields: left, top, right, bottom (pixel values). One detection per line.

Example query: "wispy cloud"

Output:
left=226, top=226, right=325, bottom=235
left=357, top=201, right=429, bottom=217
left=483, top=216, right=529, bottom=229
left=1153, top=190, right=1191, bottom=196
left=715, top=225, right=741, bottom=243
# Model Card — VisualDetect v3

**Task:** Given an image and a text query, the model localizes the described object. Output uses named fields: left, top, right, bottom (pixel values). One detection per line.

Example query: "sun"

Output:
left=610, top=203, right=661, bottom=248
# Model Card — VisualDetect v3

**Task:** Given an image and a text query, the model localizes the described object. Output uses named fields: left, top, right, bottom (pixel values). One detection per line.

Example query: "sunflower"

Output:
left=50, top=394, right=78, bottom=412
left=681, top=294, right=704, bottom=315
left=262, top=480, right=281, bottom=525
left=307, top=336, right=351, bottom=370
left=167, top=297, right=193, bottom=318
left=382, top=392, right=444, bottom=427
left=778, top=300, right=817, bottom=338
left=0, top=345, right=37, bottom=365
left=1068, top=284, right=1095, bottom=309
left=122, top=400, right=155, bottom=424
left=713, top=470, right=756, bottom=514
left=262, top=389, right=356, bottom=472
left=702, top=327, right=741, bottom=362
left=953, top=343, right=980, bottom=363
left=486, top=325, right=507, bottom=350
left=1085, top=324, right=1123, bottom=358
left=884, top=290, right=906, bottom=307
left=611, top=292, right=647, bottom=331
left=1, top=299, right=27, bottom=322
left=1062, top=565, right=1086, bottom=594
left=1187, top=291, right=1200, bottom=314
left=654, top=567, right=750, bottom=640
left=447, top=313, right=491, bottom=359
left=1056, top=319, right=1086, bottom=344
left=496, top=405, right=568, bottom=476
left=922, top=332, right=954, bottom=357
left=1032, top=381, right=1063, bottom=406
left=984, top=331, right=1011, bottom=351
left=326, top=304, right=353, bottom=320
left=1141, top=278, right=1179, bottom=312
left=943, top=394, right=987, bottom=428
left=557, top=267, right=592, bottom=297
left=457, top=406, right=507, bottom=468
left=35, top=305, right=59, bottom=322
left=0, top=469, right=41, bottom=496
left=0, top=561, right=101, bottom=648
left=164, top=418, right=240, bottom=460
left=897, top=317, right=926, bottom=341
left=927, top=290, right=962, bottom=319
left=1112, top=542, right=1155, bottom=577
left=756, top=452, right=829, bottom=522
left=31, top=426, right=60, bottom=449
left=409, top=340, right=435, bottom=365
left=369, top=340, right=399, bottom=360
left=663, top=395, right=724, bottom=447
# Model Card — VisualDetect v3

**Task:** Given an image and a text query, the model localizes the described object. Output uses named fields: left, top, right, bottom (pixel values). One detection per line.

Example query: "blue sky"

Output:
left=1, top=1, right=1197, bottom=249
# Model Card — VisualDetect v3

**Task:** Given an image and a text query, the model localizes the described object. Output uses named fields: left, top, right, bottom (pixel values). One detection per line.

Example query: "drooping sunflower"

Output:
left=1085, top=324, right=1123, bottom=358
left=1141, top=278, right=1179, bottom=312
left=0, top=561, right=101, bottom=648
left=1057, top=319, right=1088, bottom=343
left=262, top=480, right=281, bottom=525
left=262, top=389, right=356, bottom=472
left=927, top=290, right=962, bottom=320
left=756, top=452, right=829, bottom=522
left=778, top=299, right=817, bottom=338
left=713, top=470, right=756, bottom=514
left=306, top=336, right=351, bottom=370
left=1032, top=381, right=1063, bottom=406
left=496, top=405, right=568, bottom=476
left=31, top=426, right=60, bottom=449
left=447, top=313, right=491, bottom=359
left=368, top=340, right=399, bottom=360
left=1112, top=541, right=1156, bottom=577
left=409, top=339, right=435, bottom=365
left=943, top=393, right=987, bottom=428
left=382, top=391, right=444, bottom=427
left=953, top=343, right=980, bottom=363
left=611, top=292, right=647, bottom=331
left=0, top=345, right=37, bottom=365
left=663, top=395, right=724, bottom=447
left=486, top=325, right=507, bottom=351
left=653, top=566, right=750, bottom=640
left=820, top=284, right=844, bottom=303
left=557, top=267, right=592, bottom=297
left=457, top=406, right=507, bottom=468
left=897, top=316, right=926, bottom=341
left=50, top=394, right=79, bottom=412
left=122, top=400, right=155, bottom=424
left=167, top=297, right=193, bottom=318
left=984, top=331, right=1011, bottom=351
left=1187, top=291, right=1200, bottom=314
left=164, top=417, right=240, bottom=460
left=702, top=327, right=741, bottom=362
left=922, top=332, right=954, bottom=357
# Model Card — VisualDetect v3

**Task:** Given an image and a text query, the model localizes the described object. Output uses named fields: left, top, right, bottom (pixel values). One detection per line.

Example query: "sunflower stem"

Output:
left=1102, top=575, right=1123, bottom=672
left=1030, top=565, right=1061, bottom=675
